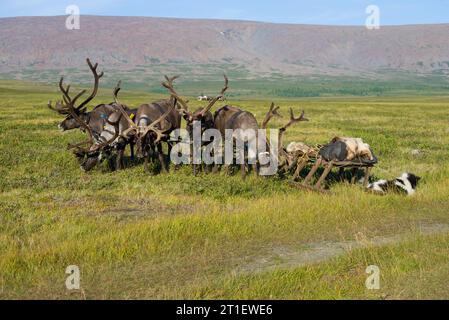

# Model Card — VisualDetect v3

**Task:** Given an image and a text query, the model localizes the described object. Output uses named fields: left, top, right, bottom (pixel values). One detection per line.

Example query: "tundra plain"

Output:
left=0, top=80, right=448, bottom=299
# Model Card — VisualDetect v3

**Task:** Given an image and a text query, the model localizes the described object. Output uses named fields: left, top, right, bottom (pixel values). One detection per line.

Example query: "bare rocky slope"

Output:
left=1, top=15, right=449, bottom=79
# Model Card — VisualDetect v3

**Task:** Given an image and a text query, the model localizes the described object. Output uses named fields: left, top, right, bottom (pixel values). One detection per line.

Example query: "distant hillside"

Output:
left=1, top=16, right=449, bottom=96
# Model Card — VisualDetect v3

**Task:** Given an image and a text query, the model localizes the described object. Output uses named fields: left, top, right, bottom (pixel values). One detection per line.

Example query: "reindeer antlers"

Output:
left=262, top=102, right=282, bottom=129
left=280, top=108, right=308, bottom=132
left=110, top=80, right=140, bottom=139
left=197, top=74, right=229, bottom=117
left=113, top=80, right=122, bottom=105
left=140, top=99, right=177, bottom=144
left=162, top=75, right=190, bottom=115
left=47, top=100, right=69, bottom=115
left=162, top=74, right=229, bottom=119
left=57, top=58, right=104, bottom=153
left=117, top=79, right=175, bottom=143
left=276, top=108, right=309, bottom=152
left=76, top=58, right=104, bottom=111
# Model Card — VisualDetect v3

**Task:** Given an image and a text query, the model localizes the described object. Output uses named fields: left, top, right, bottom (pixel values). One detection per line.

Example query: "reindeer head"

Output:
left=48, top=100, right=90, bottom=131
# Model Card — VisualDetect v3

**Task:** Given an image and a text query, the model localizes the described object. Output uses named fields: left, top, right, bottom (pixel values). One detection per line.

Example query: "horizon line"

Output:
left=1, top=14, right=449, bottom=28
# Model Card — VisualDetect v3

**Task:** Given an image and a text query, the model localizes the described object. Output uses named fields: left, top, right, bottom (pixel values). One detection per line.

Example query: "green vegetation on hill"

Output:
left=2, top=66, right=449, bottom=99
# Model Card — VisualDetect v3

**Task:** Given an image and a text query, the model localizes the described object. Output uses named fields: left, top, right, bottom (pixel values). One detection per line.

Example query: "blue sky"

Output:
left=1, top=0, right=448, bottom=25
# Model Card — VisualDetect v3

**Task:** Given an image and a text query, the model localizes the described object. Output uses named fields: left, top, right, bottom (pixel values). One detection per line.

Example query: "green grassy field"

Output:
left=0, top=80, right=448, bottom=299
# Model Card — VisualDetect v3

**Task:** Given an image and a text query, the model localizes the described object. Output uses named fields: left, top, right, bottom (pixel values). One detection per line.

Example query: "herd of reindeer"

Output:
left=48, top=58, right=311, bottom=179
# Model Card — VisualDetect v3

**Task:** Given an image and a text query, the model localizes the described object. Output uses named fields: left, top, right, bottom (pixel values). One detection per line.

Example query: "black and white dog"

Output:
left=367, top=173, right=421, bottom=195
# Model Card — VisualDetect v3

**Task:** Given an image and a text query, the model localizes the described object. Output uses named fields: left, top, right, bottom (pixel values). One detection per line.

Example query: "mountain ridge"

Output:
left=1, top=16, right=449, bottom=86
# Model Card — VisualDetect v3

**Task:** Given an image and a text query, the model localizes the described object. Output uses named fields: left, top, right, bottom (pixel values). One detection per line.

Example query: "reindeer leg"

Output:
left=157, top=143, right=168, bottom=173
left=205, top=147, right=214, bottom=174
left=144, top=156, right=150, bottom=173
left=116, top=148, right=125, bottom=170
left=252, top=163, right=258, bottom=177
left=130, top=141, right=135, bottom=161
left=190, top=143, right=198, bottom=176
left=212, top=142, right=223, bottom=174
left=241, top=163, right=246, bottom=179
left=167, top=142, right=173, bottom=171
left=148, top=144, right=156, bottom=163
left=108, top=155, right=116, bottom=172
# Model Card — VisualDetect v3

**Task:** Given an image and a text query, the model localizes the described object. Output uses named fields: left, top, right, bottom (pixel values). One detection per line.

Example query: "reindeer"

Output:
left=50, top=58, right=137, bottom=171
left=48, top=59, right=136, bottom=162
left=212, top=105, right=262, bottom=178
left=213, top=103, right=307, bottom=178
left=162, top=75, right=229, bottom=175
left=162, top=75, right=282, bottom=178
left=54, top=60, right=125, bottom=170
left=114, top=82, right=181, bottom=174
left=78, top=81, right=139, bottom=171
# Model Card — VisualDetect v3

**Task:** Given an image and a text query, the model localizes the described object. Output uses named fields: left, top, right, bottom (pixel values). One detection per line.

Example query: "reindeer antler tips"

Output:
left=86, top=58, right=93, bottom=68
left=274, top=107, right=281, bottom=117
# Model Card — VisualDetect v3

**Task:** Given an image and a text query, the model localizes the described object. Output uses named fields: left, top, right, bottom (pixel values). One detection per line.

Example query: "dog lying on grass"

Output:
left=367, top=173, right=421, bottom=195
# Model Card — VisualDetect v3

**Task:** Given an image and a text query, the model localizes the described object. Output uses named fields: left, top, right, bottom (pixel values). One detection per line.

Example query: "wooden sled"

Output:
left=288, top=154, right=376, bottom=193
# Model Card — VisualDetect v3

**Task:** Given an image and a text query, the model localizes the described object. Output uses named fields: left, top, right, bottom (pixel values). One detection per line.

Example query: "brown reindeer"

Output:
left=162, top=75, right=229, bottom=175
left=213, top=105, right=262, bottom=178
left=51, top=59, right=131, bottom=170
left=78, top=81, right=139, bottom=171
left=115, top=82, right=181, bottom=174
left=49, top=59, right=137, bottom=169
left=55, top=61, right=122, bottom=168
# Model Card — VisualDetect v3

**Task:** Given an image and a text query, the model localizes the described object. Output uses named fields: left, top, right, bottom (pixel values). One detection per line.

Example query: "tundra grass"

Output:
left=0, top=80, right=448, bottom=299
